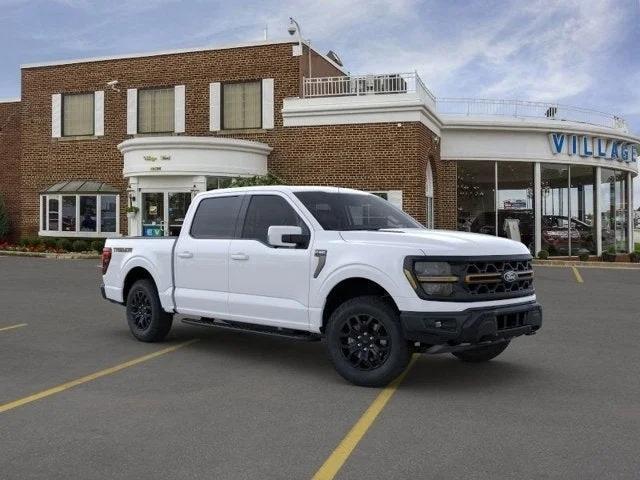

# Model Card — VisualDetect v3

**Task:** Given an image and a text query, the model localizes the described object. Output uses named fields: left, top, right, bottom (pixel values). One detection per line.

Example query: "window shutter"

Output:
left=51, top=94, right=62, bottom=138
left=262, top=78, right=274, bottom=129
left=94, top=90, right=104, bottom=136
left=209, top=82, right=221, bottom=131
left=174, top=85, right=185, bottom=133
left=387, top=190, right=403, bottom=210
left=126, top=88, right=137, bottom=134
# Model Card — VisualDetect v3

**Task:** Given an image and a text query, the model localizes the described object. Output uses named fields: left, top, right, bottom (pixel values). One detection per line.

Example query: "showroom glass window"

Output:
left=541, top=164, right=570, bottom=255
left=497, top=162, right=535, bottom=251
left=62, top=93, right=94, bottom=136
left=457, top=161, right=496, bottom=236
left=138, top=87, right=175, bottom=133
left=223, top=81, right=261, bottom=130
left=601, top=168, right=629, bottom=253
left=569, top=166, right=596, bottom=255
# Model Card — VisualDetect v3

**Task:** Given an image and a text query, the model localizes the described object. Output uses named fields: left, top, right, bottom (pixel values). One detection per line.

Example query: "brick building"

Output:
left=1, top=38, right=638, bottom=255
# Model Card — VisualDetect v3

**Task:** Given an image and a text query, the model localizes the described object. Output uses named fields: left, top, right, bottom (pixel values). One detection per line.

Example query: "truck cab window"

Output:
left=241, top=195, right=308, bottom=245
left=190, top=195, right=242, bottom=238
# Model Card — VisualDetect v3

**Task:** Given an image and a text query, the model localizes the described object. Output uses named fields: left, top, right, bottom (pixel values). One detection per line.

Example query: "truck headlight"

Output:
left=404, top=261, right=458, bottom=297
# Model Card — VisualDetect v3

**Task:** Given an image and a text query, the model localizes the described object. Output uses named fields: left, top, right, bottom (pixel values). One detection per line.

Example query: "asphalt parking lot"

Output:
left=1, top=257, right=639, bottom=479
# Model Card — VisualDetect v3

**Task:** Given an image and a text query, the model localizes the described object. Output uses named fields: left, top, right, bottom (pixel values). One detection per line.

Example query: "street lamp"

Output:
left=288, top=17, right=312, bottom=78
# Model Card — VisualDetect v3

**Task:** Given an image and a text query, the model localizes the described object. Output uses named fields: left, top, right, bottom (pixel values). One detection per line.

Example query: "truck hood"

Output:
left=339, top=228, right=530, bottom=257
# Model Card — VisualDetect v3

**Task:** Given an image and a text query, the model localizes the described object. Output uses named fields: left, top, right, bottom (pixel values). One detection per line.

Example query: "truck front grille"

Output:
left=464, top=260, right=534, bottom=297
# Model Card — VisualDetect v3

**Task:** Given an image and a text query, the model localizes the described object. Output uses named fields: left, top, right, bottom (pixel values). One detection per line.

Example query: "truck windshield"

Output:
left=294, top=191, right=424, bottom=231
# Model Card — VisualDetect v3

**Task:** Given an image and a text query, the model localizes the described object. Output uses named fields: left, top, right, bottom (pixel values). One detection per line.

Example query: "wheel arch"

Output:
left=122, top=266, right=157, bottom=304
left=320, top=277, right=399, bottom=333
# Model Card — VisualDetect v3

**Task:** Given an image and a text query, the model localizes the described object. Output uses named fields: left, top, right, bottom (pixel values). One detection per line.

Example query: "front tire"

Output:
left=452, top=340, right=510, bottom=362
left=326, top=296, right=410, bottom=387
left=126, top=279, right=173, bottom=342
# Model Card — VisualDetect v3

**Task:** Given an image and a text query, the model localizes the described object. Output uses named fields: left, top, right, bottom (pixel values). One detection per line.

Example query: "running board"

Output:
left=181, top=317, right=322, bottom=342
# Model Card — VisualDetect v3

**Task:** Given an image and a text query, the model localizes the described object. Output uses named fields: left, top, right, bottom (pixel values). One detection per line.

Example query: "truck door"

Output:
left=227, top=194, right=312, bottom=329
left=173, top=194, right=243, bottom=318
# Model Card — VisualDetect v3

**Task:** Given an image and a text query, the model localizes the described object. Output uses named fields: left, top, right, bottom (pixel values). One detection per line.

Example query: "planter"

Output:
left=127, top=212, right=137, bottom=220
left=602, top=252, right=630, bottom=262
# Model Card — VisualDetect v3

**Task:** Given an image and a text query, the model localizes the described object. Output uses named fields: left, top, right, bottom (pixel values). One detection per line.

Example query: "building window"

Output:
left=601, top=168, right=629, bottom=253
left=426, top=162, right=434, bottom=229
left=222, top=81, right=261, bottom=129
left=138, top=87, right=175, bottom=133
left=40, top=192, right=120, bottom=238
left=206, top=176, right=234, bottom=190
left=497, top=162, right=534, bottom=251
left=62, top=93, right=94, bottom=136
left=457, top=161, right=496, bottom=235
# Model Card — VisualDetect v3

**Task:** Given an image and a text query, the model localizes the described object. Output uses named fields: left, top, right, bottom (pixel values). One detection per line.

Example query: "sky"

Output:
left=1, top=0, right=639, bottom=198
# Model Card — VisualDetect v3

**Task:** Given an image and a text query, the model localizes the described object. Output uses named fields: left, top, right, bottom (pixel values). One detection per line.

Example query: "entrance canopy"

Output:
left=41, top=180, right=119, bottom=194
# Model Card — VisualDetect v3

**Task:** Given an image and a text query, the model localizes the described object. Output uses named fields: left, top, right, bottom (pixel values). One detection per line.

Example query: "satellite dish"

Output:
left=326, top=50, right=343, bottom=67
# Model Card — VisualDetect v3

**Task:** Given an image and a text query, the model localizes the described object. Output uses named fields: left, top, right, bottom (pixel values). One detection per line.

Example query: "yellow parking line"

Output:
left=571, top=266, right=584, bottom=283
left=0, top=323, right=27, bottom=333
left=312, top=354, right=419, bottom=480
left=0, top=339, right=198, bottom=414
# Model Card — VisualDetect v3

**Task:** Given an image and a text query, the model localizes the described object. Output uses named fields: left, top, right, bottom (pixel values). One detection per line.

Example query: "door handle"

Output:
left=177, top=251, right=193, bottom=259
left=230, top=253, right=249, bottom=261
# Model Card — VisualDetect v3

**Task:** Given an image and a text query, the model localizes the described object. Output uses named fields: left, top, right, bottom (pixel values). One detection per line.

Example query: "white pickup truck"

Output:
left=101, top=186, right=542, bottom=386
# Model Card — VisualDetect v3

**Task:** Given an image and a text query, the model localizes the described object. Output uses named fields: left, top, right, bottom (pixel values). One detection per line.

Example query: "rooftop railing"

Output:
left=436, top=98, right=628, bottom=132
left=302, top=72, right=436, bottom=105
left=301, top=73, right=628, bottom=132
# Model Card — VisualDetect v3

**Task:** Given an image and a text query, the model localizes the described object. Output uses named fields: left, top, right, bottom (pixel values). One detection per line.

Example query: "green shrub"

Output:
left=57, top=238, right=72, bottom=252
left=90, top=239, right=105, bottom=252
left=71, top=240, right=88, bottom=252
left=228, top=173, right=283, bottom=187
left=577, top=251, right=590, bottom=262
left=537, top=250, right=549, bottom=260
left=41, top=237, right=58, bottom=249
left=0, top=194, right=9, bottom=240
left=18, top=238, right=30, bottom=247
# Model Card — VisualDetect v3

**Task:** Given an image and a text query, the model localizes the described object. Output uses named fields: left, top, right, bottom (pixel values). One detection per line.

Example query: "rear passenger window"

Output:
left=190, top=196, right=242, bottom=238
left=241, top=195, right=308, bottom=245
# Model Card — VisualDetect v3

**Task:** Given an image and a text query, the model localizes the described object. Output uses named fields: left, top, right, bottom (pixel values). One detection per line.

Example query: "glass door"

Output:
left=141, top=191, right=192, bottom=237
left=142, top=192, right=165, bottom=237
left=168, top=192, right=192, bottom=237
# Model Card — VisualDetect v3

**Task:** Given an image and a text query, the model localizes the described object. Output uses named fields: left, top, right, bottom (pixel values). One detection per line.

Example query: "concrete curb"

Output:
left=0, top=250, right=100, bottom=260
left=533, top=259, right=640, bottom=269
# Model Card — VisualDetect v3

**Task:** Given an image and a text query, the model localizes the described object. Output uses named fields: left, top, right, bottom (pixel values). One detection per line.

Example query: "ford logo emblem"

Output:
left=503, top=270, right=518, bottom=283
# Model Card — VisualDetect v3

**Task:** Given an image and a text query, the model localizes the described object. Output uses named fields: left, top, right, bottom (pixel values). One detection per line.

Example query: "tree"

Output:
left=228, top=173, right=284, bottom=187
left=0, top=194, right=9, bottom=240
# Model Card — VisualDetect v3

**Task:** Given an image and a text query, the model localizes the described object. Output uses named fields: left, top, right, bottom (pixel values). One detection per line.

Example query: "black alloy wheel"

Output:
left=326, top=295, right=410, bottom=387
left=338, top=313, right=391, bottom=371
left=126, top=279, right=173, bottom=342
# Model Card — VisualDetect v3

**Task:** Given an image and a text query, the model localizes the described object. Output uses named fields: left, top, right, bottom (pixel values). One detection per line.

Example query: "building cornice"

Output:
left=21, top=38, right=346, bottom=74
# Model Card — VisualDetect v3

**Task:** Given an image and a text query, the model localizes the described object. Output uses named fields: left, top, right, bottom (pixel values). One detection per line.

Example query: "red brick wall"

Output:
left=18, top=43, right=304, bottom=237
left=0, top=101, right=21, bottom=240
left=16, top=41, right=447, bottom=237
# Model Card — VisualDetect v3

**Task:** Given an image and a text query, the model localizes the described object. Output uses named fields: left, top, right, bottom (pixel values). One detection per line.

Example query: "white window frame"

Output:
left=39, top=194, right=121, bottom=238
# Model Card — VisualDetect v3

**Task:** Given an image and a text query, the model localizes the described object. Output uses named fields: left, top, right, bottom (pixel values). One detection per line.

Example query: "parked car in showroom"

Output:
left=101, top=187, right=542, bottom=387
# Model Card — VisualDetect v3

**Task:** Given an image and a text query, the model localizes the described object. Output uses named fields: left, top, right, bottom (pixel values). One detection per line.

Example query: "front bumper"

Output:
left=400, top=301, right=542, bottom=346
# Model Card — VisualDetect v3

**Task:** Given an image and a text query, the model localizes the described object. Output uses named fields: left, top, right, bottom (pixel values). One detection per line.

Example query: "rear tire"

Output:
left=452, top=341, right=510, bottom=362
left=326, top=296, right=410, bottom=387
left=126, top=279, right=173, bottom=342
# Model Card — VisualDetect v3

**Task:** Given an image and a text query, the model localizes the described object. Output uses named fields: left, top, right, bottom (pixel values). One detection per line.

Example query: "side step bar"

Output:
left=181, top=317, right=322, bottom=342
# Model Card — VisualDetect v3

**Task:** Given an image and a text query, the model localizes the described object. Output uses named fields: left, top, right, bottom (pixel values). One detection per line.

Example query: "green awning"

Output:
left=41, top=180, right=120, bottom=194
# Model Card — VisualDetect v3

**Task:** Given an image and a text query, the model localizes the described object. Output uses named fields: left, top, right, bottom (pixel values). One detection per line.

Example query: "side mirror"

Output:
left=267, top=225, right=308, bottom=248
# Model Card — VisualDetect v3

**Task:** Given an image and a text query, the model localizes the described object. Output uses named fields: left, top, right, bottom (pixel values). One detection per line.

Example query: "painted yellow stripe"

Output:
left=0, top=339, right=198, bottom=414
left=571, top=266, right=584, bottom=283
left=0, top=323, right=27, bottom=333
left=312, top=354, right=419, bottom=480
